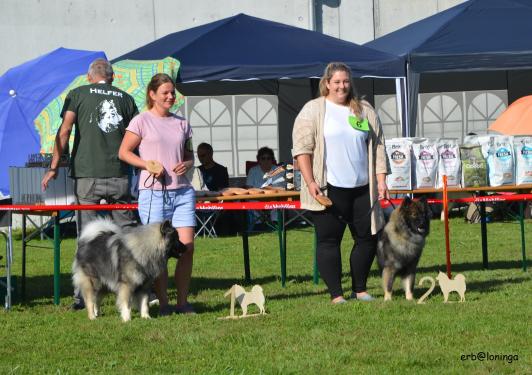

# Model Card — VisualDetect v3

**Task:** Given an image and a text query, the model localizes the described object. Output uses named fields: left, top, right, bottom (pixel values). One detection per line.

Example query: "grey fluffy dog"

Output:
left=72, top=219, right=185, bottom=321
left=377, top=197, right=431, bottom=301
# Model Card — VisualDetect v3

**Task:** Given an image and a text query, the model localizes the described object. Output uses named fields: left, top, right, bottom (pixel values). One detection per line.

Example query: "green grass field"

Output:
left=0, top=218, right=530, bottom=374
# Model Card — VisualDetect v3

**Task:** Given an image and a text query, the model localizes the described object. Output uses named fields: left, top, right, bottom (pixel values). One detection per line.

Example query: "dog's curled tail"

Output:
left=78, top=218, right=122, bottom=243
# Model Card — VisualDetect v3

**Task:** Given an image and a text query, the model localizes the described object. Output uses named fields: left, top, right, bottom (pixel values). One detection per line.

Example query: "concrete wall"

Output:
left=1, top=0, right=466, bottom=75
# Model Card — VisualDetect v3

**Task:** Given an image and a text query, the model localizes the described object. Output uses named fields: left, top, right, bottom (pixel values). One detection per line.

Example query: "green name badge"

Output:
left=348, top=115, right=369, bottom=132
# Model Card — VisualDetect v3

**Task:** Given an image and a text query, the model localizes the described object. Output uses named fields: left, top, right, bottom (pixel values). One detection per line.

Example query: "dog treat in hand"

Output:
left=146, top=160, right=164, bottom=176
left=315, top=195, right=333, bottom=207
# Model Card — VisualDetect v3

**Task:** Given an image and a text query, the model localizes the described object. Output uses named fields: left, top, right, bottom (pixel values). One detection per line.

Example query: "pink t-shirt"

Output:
left=127, top=111, right=193, bottom=190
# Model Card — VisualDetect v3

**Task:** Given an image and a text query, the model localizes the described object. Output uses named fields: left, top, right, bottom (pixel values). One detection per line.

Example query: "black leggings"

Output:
left=312, top=184, right=377, bottom=298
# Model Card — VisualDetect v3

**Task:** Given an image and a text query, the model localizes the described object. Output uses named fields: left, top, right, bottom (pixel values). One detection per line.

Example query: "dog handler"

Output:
left=119, top=73, right=196, bottom=315
left=292, top=62, right=390, bottom=304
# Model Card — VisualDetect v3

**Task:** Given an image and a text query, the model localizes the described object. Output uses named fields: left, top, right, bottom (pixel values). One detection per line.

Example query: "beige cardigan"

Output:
left=292, top=97, right=390, bottom=235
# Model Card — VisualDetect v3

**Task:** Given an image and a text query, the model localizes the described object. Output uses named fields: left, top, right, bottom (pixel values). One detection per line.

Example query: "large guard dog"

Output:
left=377, top=197, right=431, bottom=301
left=73, top=219, right=185, bottom=321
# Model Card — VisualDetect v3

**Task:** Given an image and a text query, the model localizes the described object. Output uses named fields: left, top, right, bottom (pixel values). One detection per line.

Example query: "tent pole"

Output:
left=308, top=0, right=315, bottom=31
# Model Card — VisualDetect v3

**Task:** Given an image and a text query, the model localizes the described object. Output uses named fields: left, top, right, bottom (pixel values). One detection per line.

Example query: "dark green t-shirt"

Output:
left=62, top=83, right=139, bottom=177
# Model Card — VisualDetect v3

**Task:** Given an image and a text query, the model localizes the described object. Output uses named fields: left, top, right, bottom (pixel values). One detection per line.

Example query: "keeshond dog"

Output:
left=72, top=219, right=185, bottom=321
left=377, top=196, right=431, bottom=301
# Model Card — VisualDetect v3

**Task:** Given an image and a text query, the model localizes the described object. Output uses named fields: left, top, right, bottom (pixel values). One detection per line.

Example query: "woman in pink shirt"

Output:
left=119, top=73, right=196, bottom=316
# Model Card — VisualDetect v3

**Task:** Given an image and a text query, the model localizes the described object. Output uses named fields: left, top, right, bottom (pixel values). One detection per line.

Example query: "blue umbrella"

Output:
left=0, top=47, right=106, bottom=196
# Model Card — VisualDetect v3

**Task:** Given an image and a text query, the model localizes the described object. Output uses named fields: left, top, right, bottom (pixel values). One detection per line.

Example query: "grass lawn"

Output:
left=0, top=218, right=530, bottom=374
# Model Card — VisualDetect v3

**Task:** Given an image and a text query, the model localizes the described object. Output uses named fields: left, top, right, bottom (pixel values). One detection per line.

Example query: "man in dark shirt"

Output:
left=41, top=58, right=139, bottom=309
left=197, top=143, right=229, bottom=191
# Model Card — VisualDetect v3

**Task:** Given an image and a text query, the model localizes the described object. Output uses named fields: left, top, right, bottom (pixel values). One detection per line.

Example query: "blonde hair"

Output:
left=319, top=62, right=361, bottom=116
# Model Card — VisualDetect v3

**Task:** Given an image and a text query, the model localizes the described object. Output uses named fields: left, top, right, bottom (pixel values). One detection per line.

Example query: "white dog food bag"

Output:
left=437, top=138, right=461, bottom=188
left=480, top=135, right=514, bottom=186
left=412, top=138, right=438, bottom=189
left=385, top=138, right=412, bottom=190
left=514, top=136, right=532, bottom=185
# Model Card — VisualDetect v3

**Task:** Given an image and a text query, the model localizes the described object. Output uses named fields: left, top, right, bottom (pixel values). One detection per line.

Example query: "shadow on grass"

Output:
left=13, top=258, right=528, bottom=307
left=416, top=260, right=528, bottom=274
left=359, top=260, right=527, bottom=280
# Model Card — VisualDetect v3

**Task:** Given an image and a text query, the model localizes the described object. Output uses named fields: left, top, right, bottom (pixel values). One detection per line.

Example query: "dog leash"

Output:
left=143, top=174, right=168, bottom=224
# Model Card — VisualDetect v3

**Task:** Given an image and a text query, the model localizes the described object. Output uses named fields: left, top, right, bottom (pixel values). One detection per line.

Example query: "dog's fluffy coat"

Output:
left=377, top=197, right=431, bottom=301
left=72, top=219, right=185, bottom=321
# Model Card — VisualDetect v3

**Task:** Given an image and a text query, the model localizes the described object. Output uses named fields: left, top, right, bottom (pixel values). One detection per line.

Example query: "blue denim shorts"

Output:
left=138, top=187, right=196, bottom=228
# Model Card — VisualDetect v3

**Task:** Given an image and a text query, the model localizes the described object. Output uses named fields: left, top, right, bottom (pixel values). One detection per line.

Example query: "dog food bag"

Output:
left=481, top=135, right=514, bottom=186
left=514, top=136, right=532, bottom=185
left=436, top=138, right=461, bottom=188
left=412, top=138, right=438, bottom=188
left=460, top=143, right=487, bottom=187
left=385, top=138, right=412, bottom=189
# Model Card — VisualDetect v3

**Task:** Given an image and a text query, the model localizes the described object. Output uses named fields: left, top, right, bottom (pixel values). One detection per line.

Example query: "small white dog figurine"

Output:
left=224, top=284, right=265, bottom=316
left=436, top=272, right=466, bottom=303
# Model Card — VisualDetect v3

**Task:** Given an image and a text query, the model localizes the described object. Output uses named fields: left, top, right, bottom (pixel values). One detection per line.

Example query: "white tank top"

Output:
left=324, top=99, right=369, bottom=188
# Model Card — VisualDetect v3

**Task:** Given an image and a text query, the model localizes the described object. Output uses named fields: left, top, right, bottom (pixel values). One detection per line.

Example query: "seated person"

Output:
left=246, top=146, right=282, bottom=228
left=197, top=142, right=229, bottom=191
left=246, top=146, right=283, bottom=188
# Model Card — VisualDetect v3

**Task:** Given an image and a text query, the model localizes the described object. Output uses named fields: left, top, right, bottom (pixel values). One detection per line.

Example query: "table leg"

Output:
left=277, top=209, right=286, bottom=287
left=53, top=214, right=60, bottom=305
left=4, top=212, right=13, bottom=309
left=519, top=202, right=527, bottom=272
left=479, top=192, right=489, bottom=269
left=21, top=214, right=26, bottom=299
left=313, top=227, right=319, bottom=285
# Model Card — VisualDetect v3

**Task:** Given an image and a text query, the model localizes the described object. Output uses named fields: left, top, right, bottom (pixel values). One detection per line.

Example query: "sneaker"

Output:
left=175, top=302, right=196, bottom=315
left=148, top=292, right=159, bottom=306
left=350, top=292, right=375, bottom=301
left=331, top=296, right=347, bottom=305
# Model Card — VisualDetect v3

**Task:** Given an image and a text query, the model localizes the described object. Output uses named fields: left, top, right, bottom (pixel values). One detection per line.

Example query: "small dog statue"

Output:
left=224, top=284, right=265, bottom=317
left=436, top=271, right=466, bottom=303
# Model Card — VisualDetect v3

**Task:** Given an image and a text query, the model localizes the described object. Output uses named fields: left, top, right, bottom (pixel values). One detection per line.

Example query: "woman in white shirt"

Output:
left=292, top=62, right=390, bottom=304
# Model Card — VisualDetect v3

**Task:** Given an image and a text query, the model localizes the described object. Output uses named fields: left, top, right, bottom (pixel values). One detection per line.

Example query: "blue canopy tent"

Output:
left=114, top=13, right=404, bottom=81
left=365, top=0, right=532, bottom=136
left=0, top=48, right=107, bottom=196
left=114, top=14, right=406, bottom=163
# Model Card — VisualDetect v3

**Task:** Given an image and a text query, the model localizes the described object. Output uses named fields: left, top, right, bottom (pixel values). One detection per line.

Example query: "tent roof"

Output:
left=365, top=0, right=532, bottom=73
left=114, top=13, right=404, bottom=82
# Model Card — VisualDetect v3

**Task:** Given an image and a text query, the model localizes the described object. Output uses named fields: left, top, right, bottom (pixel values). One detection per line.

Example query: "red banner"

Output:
left=0, top=193, right=530, bottom=212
